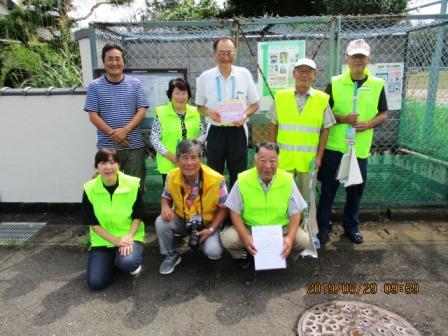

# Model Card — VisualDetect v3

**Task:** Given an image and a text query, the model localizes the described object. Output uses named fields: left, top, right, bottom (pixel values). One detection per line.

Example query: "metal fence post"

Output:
left=401, top=31, right=411, bottom=107
left=229, top=19, right=241, bottom=66
left=424, top=0, right=447, bottom=142
left=335, top=16, right=341, bottom=75
left=328, top=17, right=336, bottom=81
left=328, top=16, right=341, bottom=81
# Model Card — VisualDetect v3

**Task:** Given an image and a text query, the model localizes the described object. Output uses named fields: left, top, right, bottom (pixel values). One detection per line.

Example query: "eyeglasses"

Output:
left=216, top=50, right=235, bottom=57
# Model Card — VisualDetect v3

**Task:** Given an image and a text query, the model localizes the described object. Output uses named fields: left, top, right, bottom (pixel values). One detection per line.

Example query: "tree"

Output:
left=222, top=0, right=324, bottom=17
left=323, top=0, right=407, bottom=15
left=0, top=0, right=133, bottom=87
left=143, top=0, right=222, bottom=20
left=221, top=0, right=407, bottom=17
left=0, top=0, right=133, bottom=46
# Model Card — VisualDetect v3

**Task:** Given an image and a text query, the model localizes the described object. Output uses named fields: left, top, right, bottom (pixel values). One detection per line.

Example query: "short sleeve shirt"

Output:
left=84, top=74, right=149, bottom=149
left=195, top=65, right=260, bottom=127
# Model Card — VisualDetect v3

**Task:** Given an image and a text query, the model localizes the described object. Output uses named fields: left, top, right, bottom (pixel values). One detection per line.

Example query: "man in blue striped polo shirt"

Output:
left=84, top=43, right=149, bottom=191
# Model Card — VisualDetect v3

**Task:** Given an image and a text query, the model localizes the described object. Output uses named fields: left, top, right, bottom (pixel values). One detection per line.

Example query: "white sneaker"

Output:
left=129, top=265, right=142, bottom=276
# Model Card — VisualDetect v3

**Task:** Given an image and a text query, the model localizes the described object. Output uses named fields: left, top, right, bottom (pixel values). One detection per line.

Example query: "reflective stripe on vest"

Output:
left=275, top=88, right=329, bottom=172
left=278, top=143, right=318, bottom=152
left=278, top=124, right=321, bottom=133
left=239, top=167, right=293, bottom=227
left=167, top=164, right=224, bottom=224
left=326, top=69, right=384, bottom=158
left=84, top=172, right=145, bottom=248
left=156, top=102, right=200, bottom=174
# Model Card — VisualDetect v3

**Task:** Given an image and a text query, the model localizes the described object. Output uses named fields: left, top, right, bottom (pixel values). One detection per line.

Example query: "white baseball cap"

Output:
left=294, top=58, right=316, bottom=70
left=347, top=39, right=370, bottom=56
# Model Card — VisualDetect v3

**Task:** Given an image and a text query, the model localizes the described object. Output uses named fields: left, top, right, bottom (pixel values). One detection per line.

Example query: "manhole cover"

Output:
left=0, top=222, right=46, bottom=243
left=297, top=301, right=421, bottom=336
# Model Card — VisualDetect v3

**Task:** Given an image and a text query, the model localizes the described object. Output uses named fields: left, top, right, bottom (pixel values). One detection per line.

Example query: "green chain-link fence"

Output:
left=90, top=15, right=448, bottom=210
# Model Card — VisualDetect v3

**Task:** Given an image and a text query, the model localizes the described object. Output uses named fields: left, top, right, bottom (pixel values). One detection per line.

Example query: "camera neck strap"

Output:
left=180, top=168, right=204, bottom=223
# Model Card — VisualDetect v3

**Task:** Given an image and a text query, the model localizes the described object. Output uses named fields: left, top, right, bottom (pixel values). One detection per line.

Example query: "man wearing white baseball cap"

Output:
left=317, top=39, right=388, bottom=245
left=268, top=58, right=335, bottom=237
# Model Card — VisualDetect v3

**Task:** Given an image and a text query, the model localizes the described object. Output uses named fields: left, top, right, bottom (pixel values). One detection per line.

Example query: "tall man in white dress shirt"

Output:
left=195, top=37, right=260, bottom=188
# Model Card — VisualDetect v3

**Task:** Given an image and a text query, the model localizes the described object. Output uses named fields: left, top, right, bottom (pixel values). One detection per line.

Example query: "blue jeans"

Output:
left=86, top=242, right=144, bottom=291
left=317, top=149, right=368, bottom=236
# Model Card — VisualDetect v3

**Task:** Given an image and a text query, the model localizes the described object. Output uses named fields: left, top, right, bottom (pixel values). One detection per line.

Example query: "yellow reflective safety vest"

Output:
left=326, top=69, right=384, bottom=158
left=84, top=172, right=145, bottom=248
left=275, top=88, right=329, bottom=172
left=156, top=102, right=200, bottom=174
left=167, top=164, right=224, bottom=224
left=238, top=167, right=293, bottom=226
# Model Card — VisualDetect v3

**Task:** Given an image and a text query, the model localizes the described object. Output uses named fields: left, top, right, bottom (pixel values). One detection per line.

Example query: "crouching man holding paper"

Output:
left=221, top=142, right=310, bottom=270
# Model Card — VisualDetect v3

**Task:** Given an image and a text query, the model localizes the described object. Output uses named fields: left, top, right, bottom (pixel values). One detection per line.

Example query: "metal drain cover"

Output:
left=297, top=301, right=421, bottom=336
left=0, top=222, right=46, bottom=243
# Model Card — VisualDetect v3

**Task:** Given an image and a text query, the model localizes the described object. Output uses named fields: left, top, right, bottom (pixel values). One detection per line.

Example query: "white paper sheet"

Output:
left=252, top=225, right=287, bottom=270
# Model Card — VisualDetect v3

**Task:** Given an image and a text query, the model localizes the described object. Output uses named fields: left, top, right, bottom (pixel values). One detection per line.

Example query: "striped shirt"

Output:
left=84, top=75, right=149, bottom=150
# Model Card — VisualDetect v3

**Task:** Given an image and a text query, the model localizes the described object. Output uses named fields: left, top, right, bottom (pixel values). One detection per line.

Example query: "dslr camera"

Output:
left=186, top=219, right=204, bottom=248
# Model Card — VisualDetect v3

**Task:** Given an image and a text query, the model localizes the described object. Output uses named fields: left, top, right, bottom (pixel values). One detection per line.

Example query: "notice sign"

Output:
left=257, top=40, right=306, bottom=97
left=374, top=63, right=404, bottom=110
left=257, top=40, right=306, bottom=111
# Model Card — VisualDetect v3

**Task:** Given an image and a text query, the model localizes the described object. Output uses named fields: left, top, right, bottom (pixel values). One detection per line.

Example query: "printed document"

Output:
left=252, top=225, right=286, bottom=270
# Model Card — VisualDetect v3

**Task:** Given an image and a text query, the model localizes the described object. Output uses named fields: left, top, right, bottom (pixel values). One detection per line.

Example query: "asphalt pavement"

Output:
left=0, top=218, right=447, bottom=336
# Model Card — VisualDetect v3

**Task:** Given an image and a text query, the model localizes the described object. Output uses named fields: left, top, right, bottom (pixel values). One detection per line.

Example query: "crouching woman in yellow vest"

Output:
left=221, top=142, right=310, bottom=268
left=150, top=78, right=206, bottom=184
left=82, top=148, right=145, bottom=290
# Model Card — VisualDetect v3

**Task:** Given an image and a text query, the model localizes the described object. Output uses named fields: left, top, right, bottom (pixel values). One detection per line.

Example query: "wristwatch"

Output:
left=208, top=227, right=215, bottom=233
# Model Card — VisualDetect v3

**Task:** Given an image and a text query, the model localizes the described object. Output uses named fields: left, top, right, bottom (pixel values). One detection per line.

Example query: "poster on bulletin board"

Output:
left=257, top=40, right=306, bottom=111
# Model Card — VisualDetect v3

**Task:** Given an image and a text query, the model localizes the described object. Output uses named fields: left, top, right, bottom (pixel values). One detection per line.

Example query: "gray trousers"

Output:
left=155, top=214, right=223, bottom=259
left=117, top=147, right=146, bottom=192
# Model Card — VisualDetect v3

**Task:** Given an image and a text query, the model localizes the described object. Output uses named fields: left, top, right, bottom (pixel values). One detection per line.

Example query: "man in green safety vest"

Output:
left=268, top=58, right=336, bottom=235
left=317, top=39, right=388, bottom=245
left=221, top=142, right=310, bottom=268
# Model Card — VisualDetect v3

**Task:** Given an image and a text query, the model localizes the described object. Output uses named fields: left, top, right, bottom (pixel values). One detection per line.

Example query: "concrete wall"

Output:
left=0, top=93, right=97, bottom=203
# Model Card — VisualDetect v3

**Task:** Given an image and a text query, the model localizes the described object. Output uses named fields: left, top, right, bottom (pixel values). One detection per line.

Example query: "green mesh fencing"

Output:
left=399, top=98, right=448, bottom=161
left=91, top=16, right=448, bottom=210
